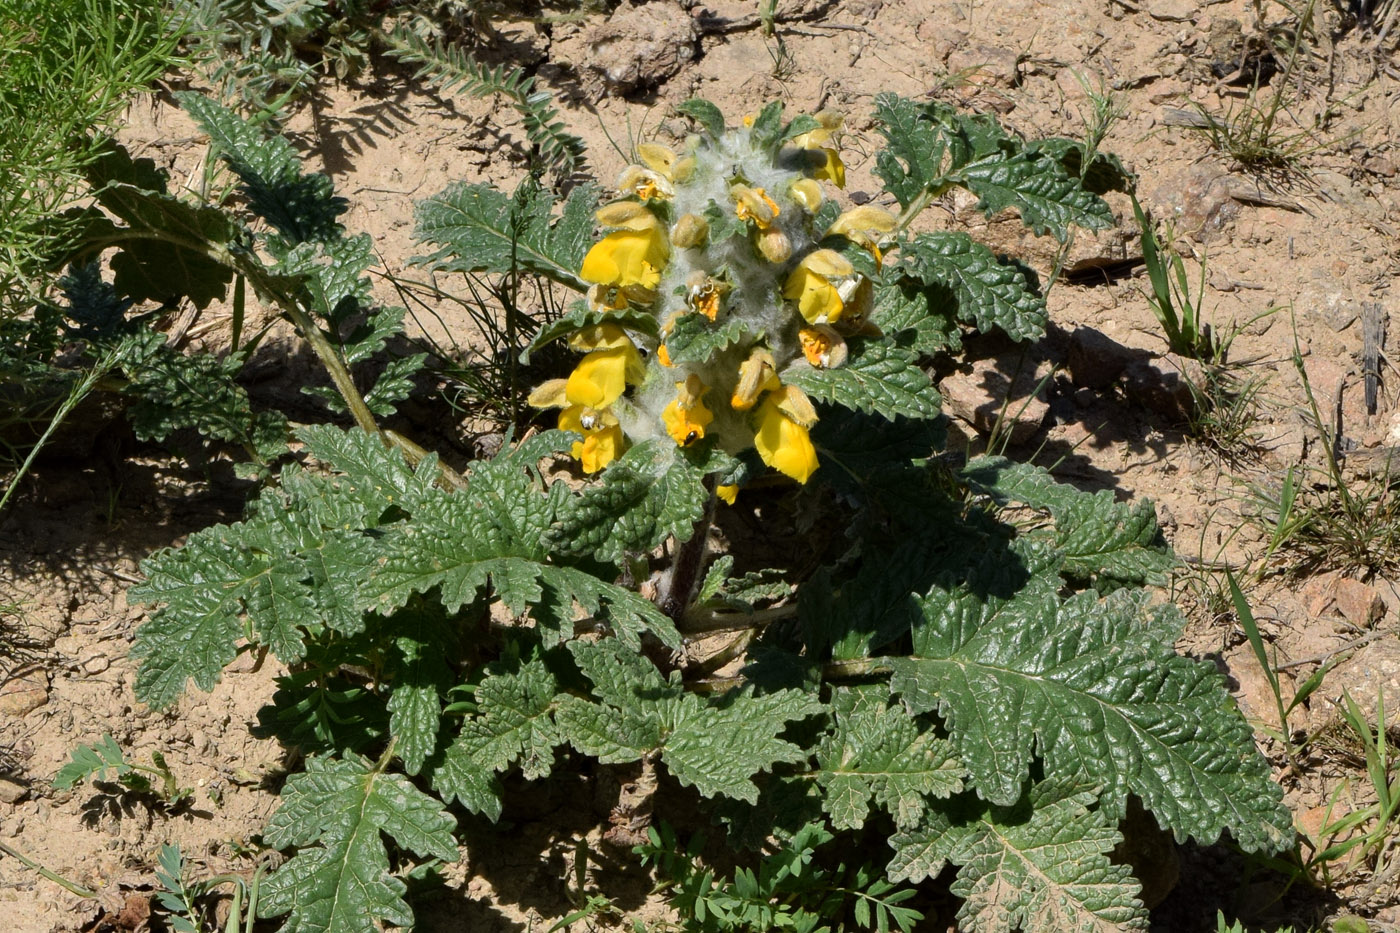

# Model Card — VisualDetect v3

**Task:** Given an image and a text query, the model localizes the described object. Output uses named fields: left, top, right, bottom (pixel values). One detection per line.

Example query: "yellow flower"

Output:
left=789, top=178, right=823, bottom=213
left=716, top=484, right=739, bottom=505
left=732, top=185, right=780, bottom=229
left=581, top=203, right=670, bottom=290
left=782, top=249, right=854, bottom=324
left=657, top=344, right=672, bottom=367
left=559, top=405, right=625, bottom=473
left=686, top=273, right=726, bottom=321
left=790, top=112, right=846, bottom=187
left=618, top=165, right=673, bottom=201
left=754, top=392, right=818, bottom=483
left=827, top=206, right=898, bottom=264
left=580, top=228, right=669, bottom=290
left=564, top=325, right=646, bottom=409
left=661, top=374, right=714, bottom=447
left=731, top=348, right=781, bottom=411
left=798, top=325, right=848, bottom=369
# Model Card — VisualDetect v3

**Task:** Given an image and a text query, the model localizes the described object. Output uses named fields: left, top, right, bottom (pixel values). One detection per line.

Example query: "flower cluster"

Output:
left=532, top=105, right=896, bottom=498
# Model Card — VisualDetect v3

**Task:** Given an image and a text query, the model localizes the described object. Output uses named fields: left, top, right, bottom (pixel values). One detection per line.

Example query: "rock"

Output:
left=939, top=352, right=1051, bottom=445
left=946, top=45, right=1020, bottom=88
left=1148, top=165, right=1241, bottom=245
left=0, top=778, right=28, bottom=805
left=1224, top=643, right=1292, bottom=726
left=80, top=648, right=111, bottom=675
left=585, top=1, right=697, bottom=94
left=1312, top=638, right=1400, bottom=734
left=1121, top=356, right=1194, bottom=422
left=0, top=669, right=48, bottom=717
left=1066, top=326, right=1143, bottom=389
left=1302, top=573, right=1384, bottom=628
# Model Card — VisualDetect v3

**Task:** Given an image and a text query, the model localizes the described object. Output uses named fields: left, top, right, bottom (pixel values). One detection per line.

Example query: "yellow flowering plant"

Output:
left=116, top=94, right=1292, bottom=933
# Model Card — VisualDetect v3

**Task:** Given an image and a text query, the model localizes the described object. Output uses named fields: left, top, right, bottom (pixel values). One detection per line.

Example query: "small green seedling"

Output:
left=155, top=843, right=264, bottom=933
left=1229, top=571, right=1332, bottom=772
left=1307, top=689, right=1400, bottom=881
left=53, top=733, right=193, bottom=807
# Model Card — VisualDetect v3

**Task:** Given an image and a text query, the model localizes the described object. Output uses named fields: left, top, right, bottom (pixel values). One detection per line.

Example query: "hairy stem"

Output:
left=661, top=481, right=718, bottom=626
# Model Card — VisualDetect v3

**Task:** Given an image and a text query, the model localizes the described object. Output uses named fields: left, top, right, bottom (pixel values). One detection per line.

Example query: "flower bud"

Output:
left=670, top=213, right=709, bottom=249
left=757, top=227, right=792, bottom=264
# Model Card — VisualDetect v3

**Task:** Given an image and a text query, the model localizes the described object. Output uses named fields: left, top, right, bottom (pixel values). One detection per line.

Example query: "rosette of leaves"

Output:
left=127, top=96, right=1292, bottom=933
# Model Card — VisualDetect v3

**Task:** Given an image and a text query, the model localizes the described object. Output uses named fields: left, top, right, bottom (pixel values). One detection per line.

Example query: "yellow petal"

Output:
left=662, top=396, right=714, bottom=446
left=789, top=178, right=824, bottom=212
left=798, top=325, right=847, bottom=369
left=595, top=201, right=661, bottom=230
left=754, top=396, right=818, bottom=483
left=559, top=406, right=624, bottom=473
left=580, top=228, right=669, bottom=289
left=733, top=185, right=780, bottom=229
left=618, top=165, right=673, bottom=201
left=565, top=345, right=638, bottom=408
left=797, top=249, right=853, bottom=278
left=716, top=484, right=738, bottom=505
left=815, top=148, right=846, bottom=187
left=782, top=264, right=844, bottom=324
left=637, top=143, right=676, bottom=176
left=774, top=384, right=818, bottom=427
left=731, top=348, right=780, bottom=411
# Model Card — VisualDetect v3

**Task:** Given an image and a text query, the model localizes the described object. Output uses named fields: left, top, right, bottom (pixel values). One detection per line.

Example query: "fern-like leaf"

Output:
left=886, top=543, right=1291, bottom=853
left=413, top=180, right=598, bottom=291
left=382, top=28, right=585, bottom=177
left=888, top=782, right=1148, bottom=933
left=555, top=640, right=823, bottom=802
left=257, top=755, right=458, bottom=933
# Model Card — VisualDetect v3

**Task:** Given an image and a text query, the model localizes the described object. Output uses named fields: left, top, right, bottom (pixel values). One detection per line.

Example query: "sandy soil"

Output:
left=4, top=0, right=1400, bottom=929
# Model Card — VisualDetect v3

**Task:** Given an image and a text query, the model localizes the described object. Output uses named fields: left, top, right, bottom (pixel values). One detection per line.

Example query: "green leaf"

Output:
left=546, top=440, right=708, bottom=563
left=898, top=232, right=1046, bottom=342
left=785, top=340, right=941, bottom=421
left=663, top=314, right=751, bottom=367
left=53, top=735, right=128, bottom=790
left=179, top=92, right=347, bottom=244
left=523, top=304, right=659, bottom=364
left=433, top=659, right=561, bottom=820
left=955, top=149, right=1115, bottom=242
left=814, top=694, right=963, bottom=830
left=662, top=689, right=822, bottom=803
left=258, top=755, right=458, bottom=933
left=747, top=100, right=786, bottom=149
left=1028, top=139, right=1133, bottom=196
left=873, top=282, right=962, bottom=356
left=873, top=94, right=952, bottom=208
left=962, top=457, right=1176, bottom=587
left=74, top=141, right=239, bottom=308
left=555, top=640, right=822, bottom=802
left=676, top=98, right=726, bottom=138
left=887, top=547, right=1292, bottom=853
left=360, top=446, right=681, bottom=650
left=888, top=782, right=1149, bottom=932
left=384, top=605, right=455, bottom=775
left=121, top=330, right=287, bottom=462
left=412, top=179, right=598, bottom=290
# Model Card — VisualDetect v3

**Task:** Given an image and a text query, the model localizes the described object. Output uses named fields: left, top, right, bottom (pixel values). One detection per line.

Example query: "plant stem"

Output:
left=660, top=482, right=717, bottom=625
left=0, top=842, right=96, bottom=899
left=681, top=603, right=798, bottom=634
